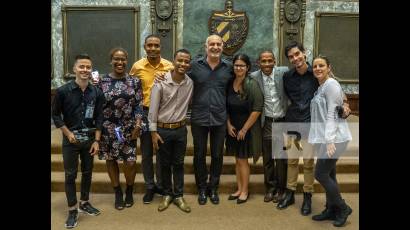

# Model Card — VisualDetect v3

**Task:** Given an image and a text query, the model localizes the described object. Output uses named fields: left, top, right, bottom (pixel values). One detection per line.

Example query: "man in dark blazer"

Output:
left=250, top=50, right=289, bottom=203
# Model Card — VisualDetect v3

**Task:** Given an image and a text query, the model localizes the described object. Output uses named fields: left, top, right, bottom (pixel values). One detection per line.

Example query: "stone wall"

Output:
left=51, top=0, right=358, bottom=93
left=183, top=0, right=274, bottom=66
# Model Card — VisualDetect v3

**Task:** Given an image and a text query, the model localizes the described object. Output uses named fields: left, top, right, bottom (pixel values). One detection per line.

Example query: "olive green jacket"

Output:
left=243, top=77, right=264, bottom=164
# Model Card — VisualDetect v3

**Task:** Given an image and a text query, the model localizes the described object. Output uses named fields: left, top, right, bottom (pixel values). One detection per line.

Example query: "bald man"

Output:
left=188, top=35, right=233, bottom=205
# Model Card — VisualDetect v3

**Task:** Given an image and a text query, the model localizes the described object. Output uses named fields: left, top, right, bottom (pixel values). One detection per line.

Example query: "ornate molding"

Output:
left=280, top=0, right=305, bottom=41
left=173, top=0, right=178, bottom=25
left=278, top=0, right=306, bottom=65
left=280, top=0, right=285, bottom=26
left=150, top=0, right=156, bottom=31
left=149, top=0, right=178, bottom=59
left=301, top=0, right=306, bottom=28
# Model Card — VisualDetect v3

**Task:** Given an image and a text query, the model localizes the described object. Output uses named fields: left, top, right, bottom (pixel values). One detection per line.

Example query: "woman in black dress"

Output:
left=226, top=53, right=263, bottom=204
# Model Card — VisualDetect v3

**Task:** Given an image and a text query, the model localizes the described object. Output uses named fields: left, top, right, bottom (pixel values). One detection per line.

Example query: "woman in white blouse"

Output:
left=308, top=55, right=352, bottom=227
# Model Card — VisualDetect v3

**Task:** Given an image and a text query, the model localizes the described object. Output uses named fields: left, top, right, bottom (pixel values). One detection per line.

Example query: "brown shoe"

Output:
left=174, top=197, right=191, bottom=213
left=158, top=195, right=173, bottom=212
left=274, top=190, right=286, bottom=203
left=272, top=192, right=280, bottom=203
left=264, top=192, right=274, bottom=202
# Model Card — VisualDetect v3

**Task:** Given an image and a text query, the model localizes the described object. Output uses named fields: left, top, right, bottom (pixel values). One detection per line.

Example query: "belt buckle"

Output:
left=170, top=123, right=178, bottom=129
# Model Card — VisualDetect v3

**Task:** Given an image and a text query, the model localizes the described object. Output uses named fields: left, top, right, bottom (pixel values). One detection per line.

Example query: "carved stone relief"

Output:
left=150, top=0, right=178, bottom=60
left=156, top=0, right=172, bottom=20
left=279, top=0, right=306, bottom=66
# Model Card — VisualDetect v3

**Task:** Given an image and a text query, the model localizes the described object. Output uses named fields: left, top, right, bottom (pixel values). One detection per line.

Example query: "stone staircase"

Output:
left=51, top=117, right=359, bottom=194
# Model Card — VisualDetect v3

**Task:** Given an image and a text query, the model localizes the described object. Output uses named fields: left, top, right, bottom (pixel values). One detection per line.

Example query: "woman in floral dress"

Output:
left=98, top=48, right=144, bottom=210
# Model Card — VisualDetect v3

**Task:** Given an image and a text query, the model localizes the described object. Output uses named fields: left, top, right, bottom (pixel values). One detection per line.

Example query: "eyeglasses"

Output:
left=234, top=64, right=247, bottom=69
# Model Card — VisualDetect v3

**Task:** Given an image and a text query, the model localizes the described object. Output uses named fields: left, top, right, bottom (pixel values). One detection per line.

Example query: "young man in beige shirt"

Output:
left=148, top=49, right=193, bottom=213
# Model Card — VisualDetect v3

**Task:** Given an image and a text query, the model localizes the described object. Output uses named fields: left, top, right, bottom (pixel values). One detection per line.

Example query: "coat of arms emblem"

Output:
left=208, top=0, right=249, bottom=56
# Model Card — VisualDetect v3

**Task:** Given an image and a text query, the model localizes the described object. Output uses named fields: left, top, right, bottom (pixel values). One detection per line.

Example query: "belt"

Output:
left=265, top=116, right=284, bottom=122
left=157, top=120, right=186, bottom=129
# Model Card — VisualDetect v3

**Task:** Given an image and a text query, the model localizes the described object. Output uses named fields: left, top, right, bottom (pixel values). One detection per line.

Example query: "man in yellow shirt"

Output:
left=129, top=34, right=174, bottom=204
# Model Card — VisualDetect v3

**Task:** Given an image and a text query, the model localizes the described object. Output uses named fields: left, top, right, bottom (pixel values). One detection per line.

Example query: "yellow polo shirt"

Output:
left=129, top=57, right=174, bottom=107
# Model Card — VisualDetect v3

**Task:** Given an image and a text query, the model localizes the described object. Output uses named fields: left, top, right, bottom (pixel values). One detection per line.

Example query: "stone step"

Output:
left=51, top=117, right=359, bottom=157
left=51, top=154, right=358, bottom=174
left=51, top=171, right=358, bottom=193
left=51, top=143, right=359, bottom=157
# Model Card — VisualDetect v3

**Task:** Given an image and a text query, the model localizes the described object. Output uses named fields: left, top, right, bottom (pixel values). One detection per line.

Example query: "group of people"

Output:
left=52, top=33, right=353, bottom=229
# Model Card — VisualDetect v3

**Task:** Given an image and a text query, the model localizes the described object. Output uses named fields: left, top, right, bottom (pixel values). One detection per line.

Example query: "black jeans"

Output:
left=62, top=138, right=94, bottom=207
left=314, top=142, right=348, bottom=206
left=191, top=123, right=226, bottom=192
left=141, top=108, right=162, bottom=190
left=157, top=126, right=187, bottom=198
left=262, top=117, right=287, bottom=193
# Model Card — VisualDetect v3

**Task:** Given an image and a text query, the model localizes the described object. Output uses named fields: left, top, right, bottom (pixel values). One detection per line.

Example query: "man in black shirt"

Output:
left=188, top=34, right=233, bottom=205
left=52, top=54, right=105, bottom=229
left=277, top=41, right=320, bottom=216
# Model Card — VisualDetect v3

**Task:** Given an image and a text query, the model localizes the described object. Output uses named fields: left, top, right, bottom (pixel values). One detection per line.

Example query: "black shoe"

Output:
left=301, top=192, right=312, bottom=216
left=228, top=194, right=240, bottom=200
left=65, top=209, right=78, bottom=229
left=277, top=190, right=295, bottom=210
left=154, top=185, right=165, bottom=196
left=333, top=202, right=352, bottom=227
left=237, top=193, right=249, bottom=204
left=78, top=202, right=100, bottom=216
left=209, top=189, right=220, bottom=204
left=125, top=185, right=134, bottom=208
left=114, top=186, right=124, bottom=210
left=143, top=189, right=155, bottom=204
left=198, top=190, right=207, bottom=205
left=312, top=203, right=336, bottom=221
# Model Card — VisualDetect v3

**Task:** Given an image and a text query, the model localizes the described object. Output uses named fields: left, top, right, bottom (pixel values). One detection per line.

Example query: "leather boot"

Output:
left=312, top=203, right=336, bottom=221
left=114, top=186, right=124, bottom=210
left=125, top=184, right=134, bottom=208
left=301, top=192, right=312, bottom=215
left=277, top=189, right=295, bottom=209
left=333, top=201, right=352, bottom=227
